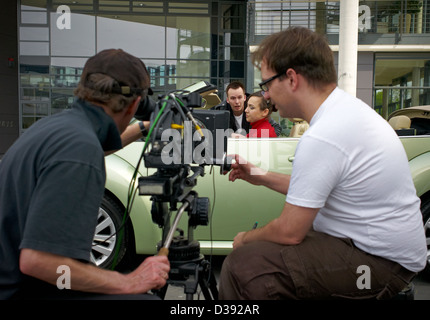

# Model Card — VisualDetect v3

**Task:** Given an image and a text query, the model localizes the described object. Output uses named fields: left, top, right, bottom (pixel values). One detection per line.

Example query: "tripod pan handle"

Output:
left=158, top=247, right=169, bottom=256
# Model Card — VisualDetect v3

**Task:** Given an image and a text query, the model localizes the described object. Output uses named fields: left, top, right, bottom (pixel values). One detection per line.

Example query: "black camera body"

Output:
left=142, top=91, right=230, bottom=170
left=137, top=84, right=230, bottom=230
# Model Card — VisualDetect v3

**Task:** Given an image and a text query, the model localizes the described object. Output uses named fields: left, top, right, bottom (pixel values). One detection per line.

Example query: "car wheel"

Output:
left=421, top=196, right=430, bottom=277
left=91, top=195, right=133, bottom=270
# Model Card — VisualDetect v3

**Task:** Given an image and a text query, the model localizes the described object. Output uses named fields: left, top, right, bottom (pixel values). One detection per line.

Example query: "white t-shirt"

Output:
left=286, top=87, right=427, bottom=272
left=234, top=114, right=243, bottom=130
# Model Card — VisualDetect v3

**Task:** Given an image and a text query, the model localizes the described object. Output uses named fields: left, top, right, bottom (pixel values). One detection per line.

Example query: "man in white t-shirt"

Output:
left=219, top=27, right=427, bottom=300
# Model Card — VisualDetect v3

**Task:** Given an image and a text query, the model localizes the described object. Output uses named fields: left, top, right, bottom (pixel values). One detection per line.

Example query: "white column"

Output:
left=338, top=0, right=359, bottom=96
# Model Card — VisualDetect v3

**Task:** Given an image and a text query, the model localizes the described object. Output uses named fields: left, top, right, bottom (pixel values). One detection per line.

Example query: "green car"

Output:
left=93, top=86, right=430, bottom=276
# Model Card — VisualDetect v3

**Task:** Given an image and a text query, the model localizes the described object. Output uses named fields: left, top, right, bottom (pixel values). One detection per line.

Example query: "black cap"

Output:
left=81, top=49, right=150, bottom=97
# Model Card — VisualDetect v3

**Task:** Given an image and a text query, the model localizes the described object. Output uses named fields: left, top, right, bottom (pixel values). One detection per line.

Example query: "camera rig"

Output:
left=137, top=84, right=230, bottom=299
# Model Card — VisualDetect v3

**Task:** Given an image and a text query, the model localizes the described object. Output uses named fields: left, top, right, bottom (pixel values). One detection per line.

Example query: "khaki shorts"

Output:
left=219, top=231, right=416, bottom=300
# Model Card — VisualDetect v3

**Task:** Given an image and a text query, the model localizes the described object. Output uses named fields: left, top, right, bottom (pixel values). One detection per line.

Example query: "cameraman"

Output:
left=0, top=49, right=169, bottom=300
left=219, top=27, right=426, bottom=300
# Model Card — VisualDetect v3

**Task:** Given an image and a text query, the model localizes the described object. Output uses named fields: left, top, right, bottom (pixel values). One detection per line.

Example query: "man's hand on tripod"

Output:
left=124, top=255, right=170, bottom=293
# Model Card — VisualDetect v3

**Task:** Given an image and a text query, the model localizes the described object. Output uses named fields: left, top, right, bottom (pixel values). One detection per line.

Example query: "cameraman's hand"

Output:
left=125, top=255, right=170, bottom=293
left=228, top=154, right=266, bottom=185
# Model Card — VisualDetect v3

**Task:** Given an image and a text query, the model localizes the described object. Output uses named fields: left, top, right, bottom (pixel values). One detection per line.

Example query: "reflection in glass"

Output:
left=18, top=1, right=245, bottom=133
left=52, top=75, right=81, bottom=88
left=97, top=15, right=165, bottom=58
left=22, top=103, right=49, bottom=116
left=51, top=57, right=87, bottom=71
left=20, top=27, right=49, bottom=41
left=51, top=89, right=74, bottom=113
left=166, top=16, right=210, bottom=60
left=21, top=1, right=47, bottom=11
left=50, top=12, right=95, bottom=56
left=173, top=60, right=210, bottom=78
left=21, top=88, right=50, bottom=101
left=20, top=74, right=50, bottom=87
left=21, top=11, right=47, bottom=24
left=374, top=55, right=430, bottom=118
left=20, top=42, right=50, bottom=56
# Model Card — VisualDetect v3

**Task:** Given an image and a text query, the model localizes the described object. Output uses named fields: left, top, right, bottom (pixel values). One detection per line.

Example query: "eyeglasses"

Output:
left=259, top=71, right=286, bottom=92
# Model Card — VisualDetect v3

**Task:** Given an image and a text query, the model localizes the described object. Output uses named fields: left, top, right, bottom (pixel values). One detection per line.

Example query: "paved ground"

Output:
left=156, top=255, right=430, bottom=300
left=413, top=273, right=430, bottom=300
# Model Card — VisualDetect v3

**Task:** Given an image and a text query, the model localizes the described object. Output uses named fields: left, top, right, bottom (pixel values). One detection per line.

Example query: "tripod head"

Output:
left=139, top=164, right=210, bottom=259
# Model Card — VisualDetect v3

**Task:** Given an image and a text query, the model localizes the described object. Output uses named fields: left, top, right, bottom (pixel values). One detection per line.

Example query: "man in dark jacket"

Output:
left=212, top=81, right=250, bottom=135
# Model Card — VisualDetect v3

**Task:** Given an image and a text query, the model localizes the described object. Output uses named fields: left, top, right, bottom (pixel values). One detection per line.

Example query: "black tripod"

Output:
left=155, top=235, right=219, bottom=300
left=142, top=173, right=219, bottom=300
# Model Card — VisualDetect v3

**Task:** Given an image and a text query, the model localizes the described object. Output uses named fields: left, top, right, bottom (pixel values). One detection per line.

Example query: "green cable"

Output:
left=110, top=98, right=169, bottom=270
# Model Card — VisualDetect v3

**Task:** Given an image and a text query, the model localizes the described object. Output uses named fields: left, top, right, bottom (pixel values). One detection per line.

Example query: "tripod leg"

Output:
left=153, top=284, right=168, bottom=300
left=198, top=269, right=219, bottom=300
left=208, top=272, right=219, bottom=300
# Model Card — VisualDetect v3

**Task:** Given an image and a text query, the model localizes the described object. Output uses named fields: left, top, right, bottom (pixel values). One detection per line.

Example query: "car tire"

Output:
left=420, top=196, right=430, bottom=277
left=91, top=195, right=134, bottom=270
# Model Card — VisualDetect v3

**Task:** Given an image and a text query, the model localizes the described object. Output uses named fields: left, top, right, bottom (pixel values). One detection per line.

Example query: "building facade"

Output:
left=0, top=0, right=429, bottom=155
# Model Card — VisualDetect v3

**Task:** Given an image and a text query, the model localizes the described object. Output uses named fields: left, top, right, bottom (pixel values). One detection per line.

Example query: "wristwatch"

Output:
left=138, top=121, right=148, bottom=137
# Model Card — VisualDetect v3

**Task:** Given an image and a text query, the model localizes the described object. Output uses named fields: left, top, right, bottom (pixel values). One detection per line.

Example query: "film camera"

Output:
left=135, top=81, right=231, bottom=300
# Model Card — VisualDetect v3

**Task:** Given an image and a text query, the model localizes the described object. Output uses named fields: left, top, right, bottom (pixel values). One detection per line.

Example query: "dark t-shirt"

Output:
left=0, top=99, right=122, bottom=299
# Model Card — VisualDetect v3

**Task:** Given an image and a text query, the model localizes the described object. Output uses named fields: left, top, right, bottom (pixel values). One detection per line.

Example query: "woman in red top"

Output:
left=245, top=91, right=277, bottom=138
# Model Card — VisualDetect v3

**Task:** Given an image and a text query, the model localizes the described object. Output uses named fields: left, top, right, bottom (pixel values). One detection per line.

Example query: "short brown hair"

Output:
left=252, top=27, right=337, bottom=89
left=226, top=81, right=245, bottom=97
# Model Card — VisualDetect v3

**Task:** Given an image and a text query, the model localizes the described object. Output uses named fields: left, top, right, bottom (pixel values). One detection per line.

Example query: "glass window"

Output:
left=51, top=75, right=81, bottom=88
left=97, top=15, right=165, bottom=59
left=20, top=42, right=49, bottom=56
left=363, top=0, right=427, bottom=34
left=51, top=57, right=87, bottom=73
left=374, top=54, right=430, bottom=118
left=252, top=1, right=320, bottom=35
left=20, top=27, right=49, bottom=41
left=20, top=74, right=50, bottom=87
left=167, top=59, right=210, bottom=78
left=21, top=11, right=48, bottom=24
left=17, top=0, right=246, bottom=133
left=219, top=46, right=244, bottom=61
left=51, top=89, right=75, bottom=113
left=22, top=102, right=49, bottom=116
left=166, top=16, right=211, bottom=60
left=21, top=0, right=47, bottom=10
left=21, top=87, right=50, bottom=101
left=50, top=12, right=96, bottom=56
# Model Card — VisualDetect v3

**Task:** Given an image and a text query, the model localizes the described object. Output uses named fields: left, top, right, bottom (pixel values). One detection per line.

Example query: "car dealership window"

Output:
left=374, top=53, right=430, bottom=118
left=18, top=0, right=243, bottom=133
